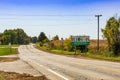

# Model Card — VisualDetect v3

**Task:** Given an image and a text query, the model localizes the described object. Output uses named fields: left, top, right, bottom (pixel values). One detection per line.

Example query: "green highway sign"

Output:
left=71, top=36, right=90, bottom=46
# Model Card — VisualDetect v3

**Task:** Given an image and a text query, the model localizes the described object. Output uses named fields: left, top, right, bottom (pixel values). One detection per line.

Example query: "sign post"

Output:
left=9, top=42, right=12, bottom=53
left=118, top=26, right=120, bottom=41
left=71, top=36, right=90, bottom=53
left=61, top=38, right=64, bottom=53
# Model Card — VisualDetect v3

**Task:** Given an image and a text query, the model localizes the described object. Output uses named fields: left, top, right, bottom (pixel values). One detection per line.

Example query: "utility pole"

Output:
left=95, top=15, right=102, bottom=51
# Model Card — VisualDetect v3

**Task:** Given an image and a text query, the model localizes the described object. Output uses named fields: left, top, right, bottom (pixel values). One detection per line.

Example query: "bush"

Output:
left=113, top=42, right=120, bottom=56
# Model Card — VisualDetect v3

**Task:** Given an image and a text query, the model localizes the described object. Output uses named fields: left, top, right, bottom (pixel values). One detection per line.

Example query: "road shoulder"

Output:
left=0, top=55, right=47, bottom=80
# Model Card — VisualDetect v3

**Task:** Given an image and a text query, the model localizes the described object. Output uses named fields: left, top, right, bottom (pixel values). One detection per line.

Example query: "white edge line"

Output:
left=47, top=69, right=69, bottom=80
left=30, top=60, right=69, bottom=80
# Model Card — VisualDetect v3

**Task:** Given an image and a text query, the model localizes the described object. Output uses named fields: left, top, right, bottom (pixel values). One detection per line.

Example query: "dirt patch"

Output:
left=0, top=57, right=19, bottom=62
left=0, top=58, right=48, bottom=80
left=0, top=71, right=47, bottom=80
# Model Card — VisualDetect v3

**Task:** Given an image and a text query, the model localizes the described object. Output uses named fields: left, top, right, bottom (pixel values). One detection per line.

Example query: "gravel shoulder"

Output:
left=0, top=55, right=47, bottom=80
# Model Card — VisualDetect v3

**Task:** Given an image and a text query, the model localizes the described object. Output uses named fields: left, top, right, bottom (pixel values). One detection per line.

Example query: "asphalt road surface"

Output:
left=18, top=45, right=120, bottom=80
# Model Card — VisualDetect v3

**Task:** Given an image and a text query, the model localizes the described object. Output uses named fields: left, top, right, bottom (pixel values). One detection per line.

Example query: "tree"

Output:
left=31, top=36, right=37, bottom=43
left=102, top=17, right=120, bottom=55
left=16, top=28, right=29, bottom=44
left=3, top=29, right=17, bottom=44
left=0, top=28, right=30, bottom=44
left=64, top=37, right=73, bottom=51
left=38, top=32, right=48, bottom=43
left=0, top=33, right=3, bottom=44
left=52, top=35, right=59, bottom=40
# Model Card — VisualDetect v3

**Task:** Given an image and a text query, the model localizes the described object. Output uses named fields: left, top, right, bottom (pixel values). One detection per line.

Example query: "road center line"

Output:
left=47, top=69, right=69, bottom=80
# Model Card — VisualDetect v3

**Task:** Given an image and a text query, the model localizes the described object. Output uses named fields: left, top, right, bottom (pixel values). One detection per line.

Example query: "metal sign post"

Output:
left=9, top=42, right=12, bottom=53
left=118, top=26, right=120, bottom=41
left=71, top=36, right=90, bottom=54
left=61, top=38, right=64, bottom=53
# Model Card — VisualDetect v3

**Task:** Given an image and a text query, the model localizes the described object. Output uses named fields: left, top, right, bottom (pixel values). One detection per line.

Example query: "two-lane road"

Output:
left=18, top=45, right=120, bottom=80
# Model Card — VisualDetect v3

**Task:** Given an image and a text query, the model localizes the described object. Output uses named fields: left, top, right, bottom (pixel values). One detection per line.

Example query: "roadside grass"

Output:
left=36, top=43, right=120, bottom=62
left=0, top=44, right=19, bottom=48
left=51, top=49, right=75, bottom=55
left=35, top=43, right=75, bottom=55
left=82, top=53, right=120, bottom=62
left=0, top=48, right=17, bottom=56
left=0, top=44, right=18, bottom=56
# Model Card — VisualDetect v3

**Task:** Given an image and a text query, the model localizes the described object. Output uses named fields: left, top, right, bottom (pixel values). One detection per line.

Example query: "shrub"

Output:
left=113, top=42, right=120, bottom=56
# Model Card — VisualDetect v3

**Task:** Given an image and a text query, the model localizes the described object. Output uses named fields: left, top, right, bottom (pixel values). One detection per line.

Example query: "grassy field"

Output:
left=0, top=44, right=18, bottom=56
left=0, top=44, right=19, bottom=48
left=0, top=48, right=17, bottom=56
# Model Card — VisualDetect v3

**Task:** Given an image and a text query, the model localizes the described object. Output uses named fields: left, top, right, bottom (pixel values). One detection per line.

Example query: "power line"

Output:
left=0, top=23, right=96, bottom=27
left=0, top=14, right=94, bottom=17
left=0, top=18, right=93, bottom=21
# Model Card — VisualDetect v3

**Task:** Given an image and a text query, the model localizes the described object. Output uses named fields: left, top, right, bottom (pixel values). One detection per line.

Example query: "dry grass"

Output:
left=0, top=57, right=19, bottom=62
left=88, top=40, right=108, bottom=49
left=0, top=71, right=46, bottom=80
left=51, top=40, right=63, bottom=49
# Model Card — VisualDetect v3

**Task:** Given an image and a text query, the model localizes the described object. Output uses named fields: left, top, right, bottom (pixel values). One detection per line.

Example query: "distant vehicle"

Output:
left=71, top=36, right=90, bottom=52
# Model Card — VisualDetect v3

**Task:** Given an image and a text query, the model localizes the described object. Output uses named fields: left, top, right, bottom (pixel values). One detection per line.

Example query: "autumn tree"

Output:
left=64, top=36, right=73, bottom=51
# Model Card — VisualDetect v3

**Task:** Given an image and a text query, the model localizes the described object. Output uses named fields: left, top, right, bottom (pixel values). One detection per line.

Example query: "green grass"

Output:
left=50, top=49, right=75, bottom=55
left=36, top=43, right=120, bottom=62
left=0, top=48, right=17, bottom=56
left=36, top=43, right=75, bottom=55
left=0, top=44, right=19, bottom=48
left=86, top=53, right=120, bottom=62
left=0, top=44, right=18, bottom=56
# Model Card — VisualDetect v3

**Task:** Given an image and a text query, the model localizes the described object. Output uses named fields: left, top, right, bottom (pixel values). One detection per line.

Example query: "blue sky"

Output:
left=0, top=0, right=120, bottom=39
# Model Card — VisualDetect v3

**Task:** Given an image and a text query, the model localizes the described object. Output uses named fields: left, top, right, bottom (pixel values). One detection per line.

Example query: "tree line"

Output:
left=0, top=28, right=60, bottom=45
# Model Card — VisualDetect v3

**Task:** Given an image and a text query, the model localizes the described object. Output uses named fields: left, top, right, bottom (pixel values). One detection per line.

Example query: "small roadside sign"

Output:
left=9, top=42, right=12, bottom=48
